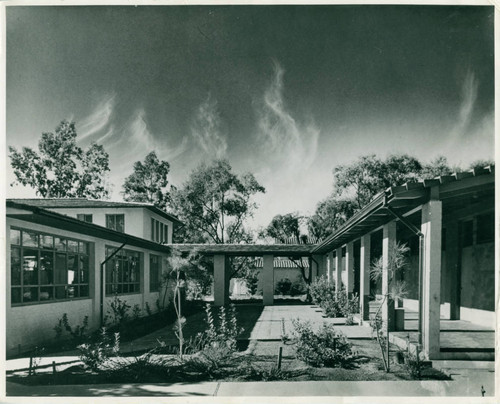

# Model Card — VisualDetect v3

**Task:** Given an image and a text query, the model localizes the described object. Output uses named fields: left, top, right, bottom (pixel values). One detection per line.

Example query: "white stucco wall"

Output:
left=6, top=215, right=171, bottom=356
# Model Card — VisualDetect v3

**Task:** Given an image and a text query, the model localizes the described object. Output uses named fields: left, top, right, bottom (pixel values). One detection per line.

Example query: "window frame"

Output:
left=149, top=254, right=161, bottom=292
left=105, top=246, right=141, bottom=296
left=106, top=214, right=125, bottom=233
left=10, top=227, right=91, bottom=306
left=77, top=214, right=93, bottom=223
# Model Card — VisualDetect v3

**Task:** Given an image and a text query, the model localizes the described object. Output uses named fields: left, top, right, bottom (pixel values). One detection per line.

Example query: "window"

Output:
left=477, top=212, right=494, bottom=244
left=77, top=214, right=93, bottom=223
left=150, top=254, right=161, bottom=292
left=106, top=214, right=125, bottom=233
left=10, top=228, right=90, bottom=305
left=105, top=247, right=141, bottom=295
left=151, top=218, right=169, bottom=244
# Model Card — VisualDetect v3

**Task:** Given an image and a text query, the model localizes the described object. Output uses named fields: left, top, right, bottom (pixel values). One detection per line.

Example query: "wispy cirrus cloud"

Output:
left=258, top=60, right=319, bottom=172
left=114, top=108, right=188, bottom=164
left=77, top=94, right=116, bottom=141
left=452, top=69, right=479, bottom=139
left=191, top=94, right=228, bottom=158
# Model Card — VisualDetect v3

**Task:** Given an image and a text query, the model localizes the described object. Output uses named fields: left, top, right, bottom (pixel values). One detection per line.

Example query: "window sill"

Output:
left=11, top=296, right=91, bottom=307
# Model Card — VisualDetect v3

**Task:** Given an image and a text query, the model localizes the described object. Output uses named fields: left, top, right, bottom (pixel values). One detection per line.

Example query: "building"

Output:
left=5, top=198, right=181, bottom=357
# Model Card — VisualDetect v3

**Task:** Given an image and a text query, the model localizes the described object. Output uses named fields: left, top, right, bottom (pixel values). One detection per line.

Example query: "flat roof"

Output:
left=312, top=165, right=495, bottom=254
left=7, top=200, right=171, bottom=254
left=170, top=244, right=314, bottom=257
left=8, top=198, right=183, bottom=225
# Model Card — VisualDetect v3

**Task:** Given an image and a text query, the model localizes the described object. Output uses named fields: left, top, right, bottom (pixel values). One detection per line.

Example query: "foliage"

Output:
left=369, top=241, right=411, bottom=372
left=9, top=120, right=110, bottom=198
left=244, top=267, right=260, bottom=295
left=77, top=328, right=120, bottom=371
left=308, top=276, right=358, bottom=321
left=239, top=364, right=289, bottom=381
left=275, top=278, right=292, bottom=295
left=132, top=304, right=142, bottom=320
left=292, top=320, right=354, bottom=368
left=290, top=277, right=307, bottom=296
left=171, top=159, right=265, bottom=244
left=308, top=153, right=456, bottom=240
left=261, top=212, right=302, bottom=243
left=106, top=295, right=131, bottom=327
left=121, top=151, right=171, bottom=211
left=53, top=313, right=89, bottom=343
left=308, top=197, right=356, bottom=240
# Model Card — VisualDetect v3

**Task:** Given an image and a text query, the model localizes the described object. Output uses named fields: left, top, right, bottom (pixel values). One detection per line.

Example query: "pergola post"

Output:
left=214, top=254, right=230, bottom=306
left=335, top=247, right=343, bottom=292
left=446, top=221, right=460, bottom=320
left=345, top=242, right=355, bottom=297
left=360, top=234, right=371, bottom=322
left=262, top=254, right=274, bottom=306
left=311, top=254, right=325, bottom=281
left=422, top=198, right=442, bottom=359
left=327, top=251, right=334, bottom=284
left=382, top=221, right=397, bottom=331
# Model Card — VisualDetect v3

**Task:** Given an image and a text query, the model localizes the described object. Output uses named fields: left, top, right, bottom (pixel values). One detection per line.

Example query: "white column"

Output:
left=382, top=221, right=397, bottom=331
left=262, top=254, right=274, bottom=306
left=422, top=199, right=442, bottom=359
left=345, top=242, right=355, bottom=296
left=327, top=251, right=334, bottom=284
left=214, top=254, right=230, bottom=306
left=446, top=221, right=460, bottom=320
left=95, top=242, right=104, bottom=328
left=360, top=234, right=371, bottom=322
left=335, top=247, right=342, bottom=292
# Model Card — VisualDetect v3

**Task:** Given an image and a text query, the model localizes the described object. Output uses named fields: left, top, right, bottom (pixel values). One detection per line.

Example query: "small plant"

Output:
left=107, top=295, right=131, bottom=327
left=132, top=304, right=142, bottom=320
left=53, top=313, right=89, bottom=343
left=292, top=319, right=354, bottom=368
left=29, top=346, right=45, bottom=376
left=244, top=269, right=259, bottom=296
left=145, top=302, right=153, bottom=317
left=77, top=327, right=120, bottom=371
left=290, top=277, right=306, bottom=296
left=239, top=364, right=289, bottom=381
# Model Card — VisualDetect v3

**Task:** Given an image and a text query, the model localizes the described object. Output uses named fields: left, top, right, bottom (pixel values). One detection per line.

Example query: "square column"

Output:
left=262, top=254, right=274, bottom=306
left=335, top=247, right=343, bottom=292
left=445, top=221, right=460, bottom=320
left=422, top=199, right=442, bottom=359
left=214, top=254, right=230, bottom=306
left=382, top=221, right=397, bottom=331
left=311, top=254, right=325, bottom=282
left=327, top=252, right=334, bottom=284
left=360, top=234, right=371, bottom=322
left=345, top=242, right=355, bottom=296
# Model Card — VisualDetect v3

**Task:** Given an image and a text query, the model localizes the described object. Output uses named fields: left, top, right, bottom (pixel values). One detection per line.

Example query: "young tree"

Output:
left=121, top=151, right=171, bottom=210
left=421, top=156, right=454, bottom=179
left=9, top=120, right=110, bottom=199
left=171, top=159, right=265, bottom=244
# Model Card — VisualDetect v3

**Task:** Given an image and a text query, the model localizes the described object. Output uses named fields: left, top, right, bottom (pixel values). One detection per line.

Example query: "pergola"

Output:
left=171, top=244, right=315, bottom=305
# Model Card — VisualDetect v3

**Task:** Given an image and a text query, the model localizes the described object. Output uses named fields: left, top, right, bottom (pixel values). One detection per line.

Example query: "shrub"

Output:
left=290, top=277, right=306, bottom=296
left=292, top=319, right=354, bottom=367
left=275, top=278, right=292, bottom=295
left=53, top=313, right=89, bottom=343
left=107, top=295, right=131, bottom=327
left=77, top=328, right=120, bottom=371
left=308, top=277, right=359, bottom=321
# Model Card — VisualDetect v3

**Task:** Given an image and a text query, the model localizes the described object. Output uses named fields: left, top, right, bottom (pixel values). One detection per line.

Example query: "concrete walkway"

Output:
left=5, top=304, right=495, bottom=398
left=6, top=372, right=496, bottom=397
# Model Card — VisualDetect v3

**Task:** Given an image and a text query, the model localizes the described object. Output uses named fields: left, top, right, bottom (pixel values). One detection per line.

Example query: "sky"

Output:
left=5, top=4, right=495, bottom=231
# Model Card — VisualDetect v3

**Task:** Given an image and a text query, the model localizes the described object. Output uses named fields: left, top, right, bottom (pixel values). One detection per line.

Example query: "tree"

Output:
left=468, top=159, right=495, bottom=171
left=421, top=156, right=454, bottom=179
left=262, top=212, right=302, bottom=243
left=122, top=151, right=171, bottom=210
left=9, top=120, right=110, bottom=199
left=308, top=197, right=356, bottom=240
left=171, top=159, right=265, bottom=244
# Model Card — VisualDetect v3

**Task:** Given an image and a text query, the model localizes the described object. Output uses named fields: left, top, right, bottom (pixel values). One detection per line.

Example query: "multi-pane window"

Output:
left=106, top=214, right=125, bottom=233
left=10, top=228, right=90, bottom=305
left=105, top=247, right=141, bottom=295
left=77, top=214, right=93, bottom=223
left=151, top=218, right=168, bottom=244
left=150, top=254, right=161, bottom=292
